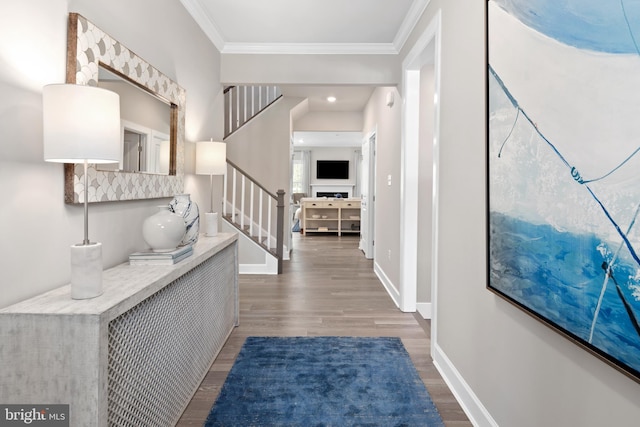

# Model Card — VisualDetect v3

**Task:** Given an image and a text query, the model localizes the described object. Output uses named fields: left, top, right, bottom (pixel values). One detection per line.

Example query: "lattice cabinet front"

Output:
left=108, top=245, right=236, bottom=426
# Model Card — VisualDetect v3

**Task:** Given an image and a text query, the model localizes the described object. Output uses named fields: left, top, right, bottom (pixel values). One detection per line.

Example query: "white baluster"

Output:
left=232, top=168, right=237, bottom=224
left=242, top=86, right=248, bottom=126
left=223, top=164, right=228, bottom=217
left=235, top=87, right=240, bottom=132
left=251, top=86, right=255, bottom=117
left=249, top=182, right=255, bottom=236
left=258, top=190, right=264, bottom=245
left=267, top=197, right=272, bottom=249
left=240, top=175, right=246, bottom=230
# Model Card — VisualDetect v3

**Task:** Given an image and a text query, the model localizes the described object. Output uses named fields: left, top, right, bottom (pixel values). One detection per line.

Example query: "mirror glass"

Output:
left=97, top=66, right=172, bottom=175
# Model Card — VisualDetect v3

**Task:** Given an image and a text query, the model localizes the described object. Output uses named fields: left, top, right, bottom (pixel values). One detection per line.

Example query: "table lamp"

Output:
left=43, top=84, right=121, bottom=299
left=195, top=141, right=226, bottom=236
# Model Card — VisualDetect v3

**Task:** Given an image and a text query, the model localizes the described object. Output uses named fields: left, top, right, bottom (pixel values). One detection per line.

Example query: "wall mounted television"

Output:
left=316, top=160, right=349, bottom=179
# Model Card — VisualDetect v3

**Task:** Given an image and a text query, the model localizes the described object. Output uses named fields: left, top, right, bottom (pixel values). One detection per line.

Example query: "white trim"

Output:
left=374, top=261, right=400, bottom=308
left=360, top=129, right=377, bottom=260
left=399, top=69, right=420, bottom=313
left=400, top=6, right=442, bottom=328
left=399, top=9, right=442, bottom=314
left=221, top=42, right=398, bottom=55
left=239, top=255, right=278, bottom=275
left=430, top=12, right=443, bottom=353
left=393, top=0, right=432, bottom=53
left=416, top=302, right=432, bottom=319
left=433, top=343, right=499, bottom=427
left=181, top=0, right=430, bottom=55
left=179, top=0, right=226, bottom=52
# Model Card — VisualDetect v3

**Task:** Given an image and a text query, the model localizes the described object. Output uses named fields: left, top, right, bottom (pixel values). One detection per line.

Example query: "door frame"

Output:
left=360, top=130, right=376, bottom=259
left=399, top=9, right=442, bottom=322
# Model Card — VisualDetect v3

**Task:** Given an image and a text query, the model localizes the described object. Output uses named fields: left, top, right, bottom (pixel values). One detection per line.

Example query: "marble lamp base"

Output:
left=203, top=212, right=218, bottom=237
left=70, top=242, right=103, bottom=299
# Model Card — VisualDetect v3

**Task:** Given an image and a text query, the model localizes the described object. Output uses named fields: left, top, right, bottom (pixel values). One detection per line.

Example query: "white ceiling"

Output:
left=180, top=0, right=425, bottom=125
left=180, top=0, right=428, bottom=54
left=279, top=85, right=378, bottom=112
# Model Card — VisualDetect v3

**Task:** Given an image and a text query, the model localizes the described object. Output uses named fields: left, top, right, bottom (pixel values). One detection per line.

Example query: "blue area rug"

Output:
left=204, top=336, right=444, bottom=426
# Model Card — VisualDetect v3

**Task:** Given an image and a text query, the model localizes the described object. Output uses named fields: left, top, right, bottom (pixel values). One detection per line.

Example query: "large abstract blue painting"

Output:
left=487, top=0, right=640, bottom=382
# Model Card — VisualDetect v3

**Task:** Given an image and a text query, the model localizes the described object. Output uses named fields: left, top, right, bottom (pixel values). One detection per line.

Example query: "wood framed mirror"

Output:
left=64, top=13, right=185, bottom=203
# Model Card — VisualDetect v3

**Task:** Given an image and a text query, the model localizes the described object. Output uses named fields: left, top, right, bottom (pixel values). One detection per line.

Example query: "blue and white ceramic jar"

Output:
left=169, top=194, right=199, bottom=246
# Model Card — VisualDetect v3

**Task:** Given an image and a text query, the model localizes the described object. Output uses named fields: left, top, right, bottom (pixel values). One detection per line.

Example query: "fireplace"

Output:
left=316, top=192, right=349, bottom=198
left=310, top=184, right=354, bottom=198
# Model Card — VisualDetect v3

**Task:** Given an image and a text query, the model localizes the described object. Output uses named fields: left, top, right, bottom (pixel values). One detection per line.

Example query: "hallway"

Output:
left=177, top=233, right=471, bottom=426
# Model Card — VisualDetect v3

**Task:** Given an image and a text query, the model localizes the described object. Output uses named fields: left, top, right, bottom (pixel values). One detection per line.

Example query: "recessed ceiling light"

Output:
left=327, top=96, right=336, bottom=103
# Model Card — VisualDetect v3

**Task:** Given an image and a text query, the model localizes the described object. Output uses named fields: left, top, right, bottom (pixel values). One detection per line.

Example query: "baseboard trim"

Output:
left=432, top=343, right=498, bottom=427
left=239, top=257, right=278, bottom=275
left=416, top=303, right=432, bottom=319
left=374, top=262, right=400, bottom=308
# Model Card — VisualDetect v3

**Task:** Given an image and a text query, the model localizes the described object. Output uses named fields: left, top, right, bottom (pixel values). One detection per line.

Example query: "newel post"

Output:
left=276, top=189, right=286, bottom=274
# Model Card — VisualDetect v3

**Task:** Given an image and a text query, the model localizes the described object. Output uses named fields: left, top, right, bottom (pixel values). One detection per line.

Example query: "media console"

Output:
left=301, top=197, right=361, bottom=236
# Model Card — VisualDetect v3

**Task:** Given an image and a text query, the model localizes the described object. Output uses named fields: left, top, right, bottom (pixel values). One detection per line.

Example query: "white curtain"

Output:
left=353, top=148, right=362, bottom=198
left=302, top=150, right=311, bottom=197
left=292, top=150, right=311, bottom=198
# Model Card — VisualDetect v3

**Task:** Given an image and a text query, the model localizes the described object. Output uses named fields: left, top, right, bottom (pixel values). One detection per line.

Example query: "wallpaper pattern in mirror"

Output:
left=64, top=13, right=185, bottom=203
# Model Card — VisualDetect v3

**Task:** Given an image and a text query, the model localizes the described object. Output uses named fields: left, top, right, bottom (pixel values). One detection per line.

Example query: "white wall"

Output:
left=221, top=54, right=400, bottom=86
left=225, top=97, right=305, bottom=255
left=403, top=1, right=640, bottom=426
left=0, top=0, right=222, bottom=309
left=226, top=98, right=303, bottom=195
left=294, top=111, right=363, bottom=132
left=362, top=87, right=403, bottom=294
left=308, top=147, right=358, bottom=195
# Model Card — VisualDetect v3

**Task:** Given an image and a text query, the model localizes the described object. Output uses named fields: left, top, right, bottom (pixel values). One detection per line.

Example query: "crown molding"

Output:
left=221, top=42, right=398, bottom=55
left=182, top=0, right=429, bottom=55
left=393, top=0, right=430, bottom=52
left=180, top=0, right=225, bottom=52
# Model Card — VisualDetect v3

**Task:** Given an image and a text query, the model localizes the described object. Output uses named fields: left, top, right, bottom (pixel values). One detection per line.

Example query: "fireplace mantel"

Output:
left=311, top=184, right=355, bottom=198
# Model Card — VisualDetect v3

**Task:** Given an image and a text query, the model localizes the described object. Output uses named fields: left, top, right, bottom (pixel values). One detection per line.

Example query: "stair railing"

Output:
left=224, top=85, right=283, bottom=138
left=223, top=159, right=285, bottom=273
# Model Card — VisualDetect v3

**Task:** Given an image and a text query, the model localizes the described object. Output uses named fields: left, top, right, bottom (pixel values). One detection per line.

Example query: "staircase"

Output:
left=222, top=85, right=285, bottom=273
left=224, top=85, right=282, bottom=138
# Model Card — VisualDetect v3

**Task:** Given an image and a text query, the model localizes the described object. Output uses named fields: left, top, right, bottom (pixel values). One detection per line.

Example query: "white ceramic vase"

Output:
left=170, top=194, right=199, bottom=246
left=142, top=206, right=186, bottom=252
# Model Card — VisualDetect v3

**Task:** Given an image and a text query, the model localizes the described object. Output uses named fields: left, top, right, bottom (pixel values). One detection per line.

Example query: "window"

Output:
left=292, top=150, right=310, bottom=196
left=292, top=155, right=305, bottom=194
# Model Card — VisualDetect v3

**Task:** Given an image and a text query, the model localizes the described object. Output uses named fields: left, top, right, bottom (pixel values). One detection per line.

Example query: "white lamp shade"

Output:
left=43, top=84, right=121, bottom=164
left=195, top=141, right=226, bottom=175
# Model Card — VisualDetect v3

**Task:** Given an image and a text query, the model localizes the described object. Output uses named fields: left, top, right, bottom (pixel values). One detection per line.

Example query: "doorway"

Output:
left=399, top=11, right=441, bottom=324
left=360, top=132, right=376, bottom=259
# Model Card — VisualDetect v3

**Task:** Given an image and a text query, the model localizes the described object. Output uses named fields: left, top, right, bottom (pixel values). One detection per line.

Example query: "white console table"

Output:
left=0, top=233, right=238, bottom=427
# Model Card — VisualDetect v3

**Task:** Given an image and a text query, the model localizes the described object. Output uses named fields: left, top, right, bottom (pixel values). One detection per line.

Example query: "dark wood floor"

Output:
left=177, top=233, right=471, bottom=426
